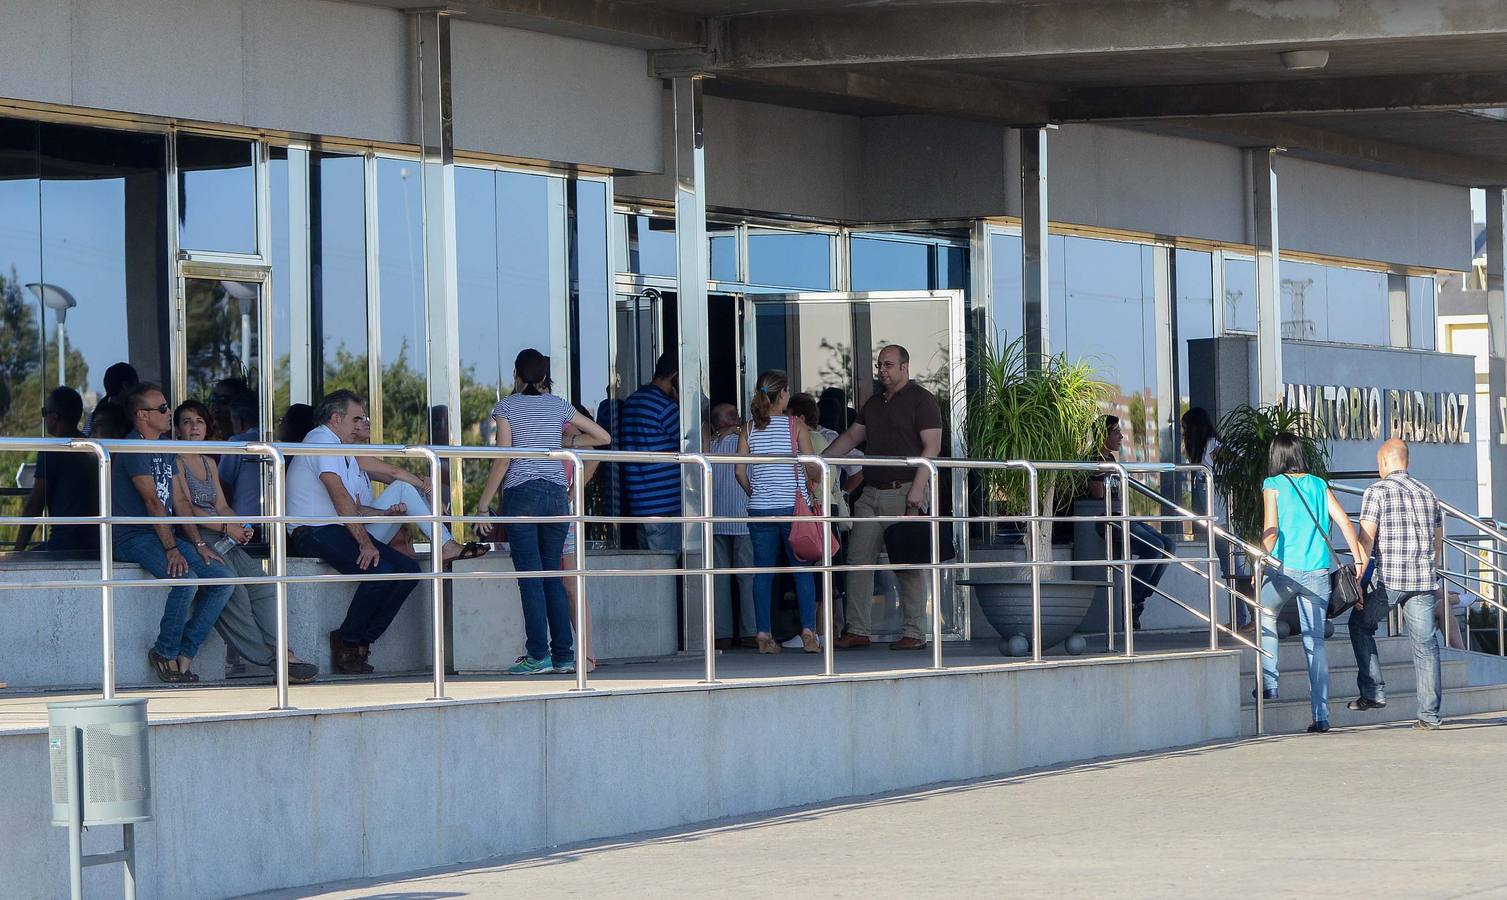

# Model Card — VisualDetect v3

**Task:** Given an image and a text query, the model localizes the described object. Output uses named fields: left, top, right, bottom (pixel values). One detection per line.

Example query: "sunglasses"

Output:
left=139, top=403, right=171, bottom=415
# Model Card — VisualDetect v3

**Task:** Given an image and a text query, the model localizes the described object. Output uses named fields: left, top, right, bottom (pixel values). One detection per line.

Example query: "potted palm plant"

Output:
left=1211, top=404, right=1329, bottom=545
left=960, top=333, right=1110, bottom=653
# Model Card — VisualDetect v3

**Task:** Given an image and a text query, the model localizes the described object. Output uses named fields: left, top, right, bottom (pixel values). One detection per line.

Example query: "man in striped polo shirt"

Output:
left=620, top=352, right=683, bottom=552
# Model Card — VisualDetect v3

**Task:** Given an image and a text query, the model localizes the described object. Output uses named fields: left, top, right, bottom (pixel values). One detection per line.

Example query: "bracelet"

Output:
left=195, top=540, right=208, bottom=548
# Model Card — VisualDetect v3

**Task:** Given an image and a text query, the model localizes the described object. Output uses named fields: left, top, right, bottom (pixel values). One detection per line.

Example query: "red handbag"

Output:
left=786, top=419, right=839, bottom=563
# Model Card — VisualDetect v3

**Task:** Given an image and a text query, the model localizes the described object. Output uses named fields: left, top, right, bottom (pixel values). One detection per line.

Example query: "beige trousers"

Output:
left=843, top=485, right=929, bottom=640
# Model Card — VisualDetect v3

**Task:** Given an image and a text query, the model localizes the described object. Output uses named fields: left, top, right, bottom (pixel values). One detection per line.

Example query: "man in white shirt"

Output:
left=286, top=390, right=419, bottom=674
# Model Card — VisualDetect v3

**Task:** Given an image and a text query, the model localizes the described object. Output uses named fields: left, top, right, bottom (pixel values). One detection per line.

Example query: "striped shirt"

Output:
left=1359, top=470, right=1442, bottom=593
left=747, top=416, right=805, bottom=511
left=492, top=393, right=574, bottom=489
left=619, top=384, right=681, bottom=515
left=709, top=431, right=748, bottom=535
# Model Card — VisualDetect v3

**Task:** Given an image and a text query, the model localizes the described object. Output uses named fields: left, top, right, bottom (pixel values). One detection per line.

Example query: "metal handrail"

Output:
left=0, top=438, right=1243, bottom=712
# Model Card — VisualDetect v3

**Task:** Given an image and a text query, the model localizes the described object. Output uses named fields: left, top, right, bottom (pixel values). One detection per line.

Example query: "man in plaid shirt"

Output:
left=1350, top=440, right=1445, bottom=729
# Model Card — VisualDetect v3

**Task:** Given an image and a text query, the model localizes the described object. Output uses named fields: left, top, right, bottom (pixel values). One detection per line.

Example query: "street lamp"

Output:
left=220, top=279, right=257, bottom=372
left=26, top=283, right=78, bottom=388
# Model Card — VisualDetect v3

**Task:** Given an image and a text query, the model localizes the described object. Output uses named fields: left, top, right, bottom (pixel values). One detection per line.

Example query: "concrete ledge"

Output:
left=0, top=558, right=434, bottom=689
left=451, top=548, right=678, bottom=670
left=0, top=650, right=1239, bottom=898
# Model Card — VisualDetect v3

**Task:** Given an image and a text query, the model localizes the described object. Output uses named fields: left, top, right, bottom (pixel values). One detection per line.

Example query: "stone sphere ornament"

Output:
left=1001, top=635, right=1031, bottom=657
left=1064, top=635, right=1087, bottom=655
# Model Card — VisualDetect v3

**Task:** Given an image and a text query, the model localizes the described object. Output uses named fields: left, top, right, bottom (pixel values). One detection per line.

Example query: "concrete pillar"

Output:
left=411, top=8, right=463, bottom=509
left=1248, top=148, right=1283, bottom=406
left=1020, top=127, right=1049, bottom=362
left=672, top=74, right=711, bottom=652
left=1485, top=187, right=1507, bottom=518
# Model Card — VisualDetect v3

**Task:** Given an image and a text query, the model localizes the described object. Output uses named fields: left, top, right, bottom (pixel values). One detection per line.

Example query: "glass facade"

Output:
left=177, top=134, right=256, bottom=255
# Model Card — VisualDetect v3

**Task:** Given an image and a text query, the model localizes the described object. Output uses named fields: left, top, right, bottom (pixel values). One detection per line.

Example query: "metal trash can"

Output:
left=49, top=698, right=152, bottom=826
left=48, top=698, right=151, bottom=900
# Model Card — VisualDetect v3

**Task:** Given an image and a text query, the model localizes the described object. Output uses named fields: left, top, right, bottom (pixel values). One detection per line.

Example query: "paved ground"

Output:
left=248, top=712, right=1507, bottom=900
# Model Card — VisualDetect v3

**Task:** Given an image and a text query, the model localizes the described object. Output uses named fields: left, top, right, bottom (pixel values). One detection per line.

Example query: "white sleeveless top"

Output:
left=747, top=415, right=805, bottom=511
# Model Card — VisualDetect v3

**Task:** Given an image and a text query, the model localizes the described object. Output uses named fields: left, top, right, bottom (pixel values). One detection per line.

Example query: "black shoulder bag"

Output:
left=1282, top=474, right=1363, bottom=618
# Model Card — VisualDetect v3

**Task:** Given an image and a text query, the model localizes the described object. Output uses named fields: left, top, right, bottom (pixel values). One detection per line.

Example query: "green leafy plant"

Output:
left=1212, top=403, right=1329, bottom=543
left=963, top=332, right=1109, bottom=547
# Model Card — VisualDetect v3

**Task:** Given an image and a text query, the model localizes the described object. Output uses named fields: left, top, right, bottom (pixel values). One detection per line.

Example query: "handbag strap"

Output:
left=786, top=417, right=812, bottom=508
left=1280, top=473, right=1342, bottom=567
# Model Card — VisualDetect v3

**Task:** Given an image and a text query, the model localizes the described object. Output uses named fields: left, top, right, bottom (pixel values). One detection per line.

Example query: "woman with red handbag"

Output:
left=736, top=370, right=822, bottom=655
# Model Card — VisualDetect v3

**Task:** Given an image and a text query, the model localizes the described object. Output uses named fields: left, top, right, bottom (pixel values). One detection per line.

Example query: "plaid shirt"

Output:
left=1359, top=471, right=1442, bottom=592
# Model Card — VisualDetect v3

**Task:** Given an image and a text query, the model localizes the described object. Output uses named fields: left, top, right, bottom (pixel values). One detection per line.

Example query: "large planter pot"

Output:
left=964, top=543, right=1072, bottom=640
left=959, top=579, right=1106, bottom=655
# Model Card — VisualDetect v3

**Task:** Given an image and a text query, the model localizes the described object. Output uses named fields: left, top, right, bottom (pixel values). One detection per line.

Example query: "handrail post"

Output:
left=692, top=454, right=717, bottom=685
left=249, top=444, right=293, bottom=711
left=562, top=450, right=590, bottom=693
left=905, top=458, right=944, bottom=670
left=1203, top=465, right=1219, bottom=652
left=1103, top=469, right=1115, bottom=653
left=811, top=456, right=836, bottom=676
left=1113, top=463, right=1134, bottom=658
left=406, top=446, right=449, bottom=702
left=1026, top=463, right=1043, bottom=663
left=1253, top=562, right=1267, bottom=735
left=76, top=440, right=114, bottom=699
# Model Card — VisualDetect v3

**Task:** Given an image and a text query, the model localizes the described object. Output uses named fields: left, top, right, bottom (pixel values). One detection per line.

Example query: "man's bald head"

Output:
left=1377, top=438, right=1409, bottom=477
left=711, top=402, right=741, bottom=430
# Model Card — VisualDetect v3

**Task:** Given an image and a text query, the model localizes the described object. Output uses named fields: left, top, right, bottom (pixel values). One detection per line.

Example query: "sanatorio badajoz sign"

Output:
left=1281, top=383, right=1471, bottom=444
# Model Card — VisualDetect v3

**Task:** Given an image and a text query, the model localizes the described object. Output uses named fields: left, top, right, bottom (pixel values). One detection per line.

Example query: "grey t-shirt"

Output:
left=111, top=430, right=176, bottom=543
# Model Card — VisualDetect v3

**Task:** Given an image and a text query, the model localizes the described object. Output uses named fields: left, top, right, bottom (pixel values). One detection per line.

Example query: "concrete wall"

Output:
left=617, top=93, right=863, bottom=220
left=0, top=651, right=1239, bottom=898
left=858, top=115, right=1010, bottom=221
left=1276, top=157, right=1473, bottom=272
left=0, top=0, right=660, bottom=171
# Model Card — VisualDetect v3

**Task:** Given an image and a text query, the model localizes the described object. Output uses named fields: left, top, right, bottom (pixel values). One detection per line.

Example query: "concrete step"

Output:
left=1240, top=684, right=1507, bottom=734
left=1236, top=633, right=1418, bottom=674
left=1239, top=658, right=1467, bottom=702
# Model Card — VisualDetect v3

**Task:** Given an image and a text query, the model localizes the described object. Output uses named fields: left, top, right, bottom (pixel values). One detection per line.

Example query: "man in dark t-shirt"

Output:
left=16, top=386, right=98, bottom=552
left=824, top=345, right=944, bottom=650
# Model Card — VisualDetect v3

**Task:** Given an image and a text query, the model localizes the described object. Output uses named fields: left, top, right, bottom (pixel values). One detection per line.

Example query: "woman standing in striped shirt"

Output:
left=736, top=370, right=821, bottom=655
left=476, top=349, right=611, bottom=676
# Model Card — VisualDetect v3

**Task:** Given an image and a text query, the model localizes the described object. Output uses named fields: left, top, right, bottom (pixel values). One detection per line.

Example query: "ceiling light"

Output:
left=1279, top=50, right=1330, bottom=71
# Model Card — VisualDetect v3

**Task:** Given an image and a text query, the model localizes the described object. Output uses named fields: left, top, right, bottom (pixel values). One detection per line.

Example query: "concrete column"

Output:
left=1485, top=187, right=1507, bottom=518
left=411, top=8, right=463, bottom=509
left=1248, top=148, right=1283, bottom=406
left=1020, top=127, right=1049, bottom=362
left=673, top=74, right=710, bottom=651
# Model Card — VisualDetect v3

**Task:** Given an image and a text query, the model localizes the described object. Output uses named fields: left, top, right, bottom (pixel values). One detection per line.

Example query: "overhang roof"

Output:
left=359, top=0, right=1507, bottom=184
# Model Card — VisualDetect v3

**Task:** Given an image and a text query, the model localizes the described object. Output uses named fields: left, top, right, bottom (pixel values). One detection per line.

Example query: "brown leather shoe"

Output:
left=889, top=636, right=927, bottom=651
left=834, top=633, right=871, bottom=650
left=739, top=637, right=760, bottom=649
left=328, top=630, right=366, bottom=675
left=714, top=638, right=733, bottom=650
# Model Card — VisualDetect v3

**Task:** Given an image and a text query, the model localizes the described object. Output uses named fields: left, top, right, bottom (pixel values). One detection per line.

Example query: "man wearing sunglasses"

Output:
left=112, top=383, right=235, bottom=683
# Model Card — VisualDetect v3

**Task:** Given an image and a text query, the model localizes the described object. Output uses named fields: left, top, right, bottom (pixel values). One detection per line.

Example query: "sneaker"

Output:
left=507, top=655, right=556, bottom=676
left=1413, top=719, right=1443, bottom=731
left=1306, top=721, right=1331, bottom=734
left=1252, top=687, right=1278, bottom=701
left=553, top=659, right=577, bottom=675
left=1347, top=697, right=1386, bottom=711
left=780, top=634, right=805, bottom=649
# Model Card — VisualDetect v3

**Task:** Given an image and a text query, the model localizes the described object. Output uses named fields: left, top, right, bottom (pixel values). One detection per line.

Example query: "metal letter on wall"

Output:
left=412, top=8, right=464, bottom=514
left=1486, top=188, right=1507, bottom=517
left=1020, top=127, right=1049, bottom=363
left=1248, top=148, right=1283, bottom=406
left=673, top=74, right=711, bottom=651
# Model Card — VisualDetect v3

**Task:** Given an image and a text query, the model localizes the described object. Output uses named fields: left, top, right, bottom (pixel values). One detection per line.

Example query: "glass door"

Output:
left=176, top=263, right=271, bottom=434
left=746, top=290, right=966, bottom=640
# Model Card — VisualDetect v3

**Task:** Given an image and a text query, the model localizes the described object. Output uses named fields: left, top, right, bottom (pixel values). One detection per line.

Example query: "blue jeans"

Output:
left=291, top=524, right=418, bottom=646
left=748, top=507, right=816, bottom=634
left=1259, top=568, right=1331, bottom=724
left=1350, top=585, right=1442, bottom=724
left=503, top=479, right=573, bottom=664
left=116, top=532, right=235, bottom=661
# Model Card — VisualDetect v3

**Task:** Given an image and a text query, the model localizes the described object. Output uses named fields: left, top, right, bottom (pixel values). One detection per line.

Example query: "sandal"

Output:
left=147, top=649, right=185, bottom=683
left=457, top=541, right=490, bottom=560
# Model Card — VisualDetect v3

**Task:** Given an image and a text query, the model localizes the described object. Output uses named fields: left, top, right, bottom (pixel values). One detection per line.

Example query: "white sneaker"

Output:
left=780, top=634, right=804, bottom=648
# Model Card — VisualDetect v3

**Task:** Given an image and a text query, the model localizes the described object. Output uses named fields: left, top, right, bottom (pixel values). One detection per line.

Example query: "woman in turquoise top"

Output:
left=1258, top=433, right=1364, bottom=733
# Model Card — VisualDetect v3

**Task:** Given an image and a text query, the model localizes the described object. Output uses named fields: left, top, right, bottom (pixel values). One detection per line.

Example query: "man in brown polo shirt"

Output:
left=824, top=344, right=944, bottom=649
